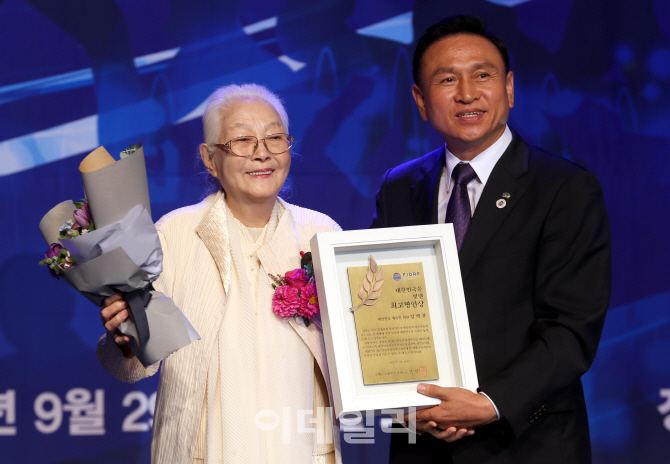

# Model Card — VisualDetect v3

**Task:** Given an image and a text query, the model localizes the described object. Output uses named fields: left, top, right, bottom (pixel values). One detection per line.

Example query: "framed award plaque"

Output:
left=310, top=224, right=478, bottom=418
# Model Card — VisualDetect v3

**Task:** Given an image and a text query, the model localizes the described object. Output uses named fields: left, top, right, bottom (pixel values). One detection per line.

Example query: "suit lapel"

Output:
left=411, top=147, right=445, bottom=225
left=459, top=135, right=531, bottom=280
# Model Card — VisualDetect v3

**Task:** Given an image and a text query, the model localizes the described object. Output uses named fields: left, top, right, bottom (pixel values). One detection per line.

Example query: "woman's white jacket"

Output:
left=97, top=191, right=342, bottom=464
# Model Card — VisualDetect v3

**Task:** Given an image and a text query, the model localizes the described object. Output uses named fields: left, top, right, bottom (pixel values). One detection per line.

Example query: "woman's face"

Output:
left=202, top=99, right=291, bottom=209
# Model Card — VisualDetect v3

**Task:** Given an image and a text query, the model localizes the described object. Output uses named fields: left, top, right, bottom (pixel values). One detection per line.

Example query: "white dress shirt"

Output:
left=437, top=126, right=513, bottom=222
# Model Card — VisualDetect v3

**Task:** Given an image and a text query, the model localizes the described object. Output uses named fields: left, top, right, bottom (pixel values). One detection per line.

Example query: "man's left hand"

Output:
left=416, top=420, right=475, bottom=442
left=415, top=384, right=498, bottom=430
left=404, top=408, right=475, bottom=443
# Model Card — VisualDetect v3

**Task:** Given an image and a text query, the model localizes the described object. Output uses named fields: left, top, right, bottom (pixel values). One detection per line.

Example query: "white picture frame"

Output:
left=310, top=224, right=478, bottom=418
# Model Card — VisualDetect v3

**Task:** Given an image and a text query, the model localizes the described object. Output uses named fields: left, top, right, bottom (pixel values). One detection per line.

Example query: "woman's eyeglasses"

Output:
left=214, top=133, right=294, bottom=158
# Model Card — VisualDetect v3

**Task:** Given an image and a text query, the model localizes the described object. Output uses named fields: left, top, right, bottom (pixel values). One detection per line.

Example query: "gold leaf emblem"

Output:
left=350, top=255, right=384, bottom=312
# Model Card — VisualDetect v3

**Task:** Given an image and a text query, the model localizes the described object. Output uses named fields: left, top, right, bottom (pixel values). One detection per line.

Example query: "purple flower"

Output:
left=42, top=243, right=63, bottom=279
left=73, top=203, right=92, bottom=229
left=45, top=243, right=63, bottom=260
left=40, top=243, right=77, bottom=279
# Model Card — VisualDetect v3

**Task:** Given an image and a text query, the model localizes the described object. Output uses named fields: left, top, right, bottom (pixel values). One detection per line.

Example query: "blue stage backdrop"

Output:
left=1, top=0, right=669, bottom=463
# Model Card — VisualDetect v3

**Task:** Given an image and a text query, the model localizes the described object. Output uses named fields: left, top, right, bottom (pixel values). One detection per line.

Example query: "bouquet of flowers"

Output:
left=38, top=144, right=199, bottom=367
left=270, top=251, right=320, bottom=326
left=39, top=200, right=93, bottom=277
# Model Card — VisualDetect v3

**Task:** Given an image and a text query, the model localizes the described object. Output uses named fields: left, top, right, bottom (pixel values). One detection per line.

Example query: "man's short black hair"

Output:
left=412, top=15, right=510, bottom=86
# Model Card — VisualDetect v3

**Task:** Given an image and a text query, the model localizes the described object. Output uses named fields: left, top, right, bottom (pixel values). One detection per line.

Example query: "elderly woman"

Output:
left=98, top=84, right=342, bottom=464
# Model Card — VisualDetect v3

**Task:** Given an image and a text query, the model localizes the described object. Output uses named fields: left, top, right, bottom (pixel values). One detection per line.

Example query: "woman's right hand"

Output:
left=101, top=292, right=134, bottom=357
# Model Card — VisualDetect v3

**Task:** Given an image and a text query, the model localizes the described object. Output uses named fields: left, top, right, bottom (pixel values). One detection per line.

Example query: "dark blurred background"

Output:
left=0, top=0, right=669, bottom=462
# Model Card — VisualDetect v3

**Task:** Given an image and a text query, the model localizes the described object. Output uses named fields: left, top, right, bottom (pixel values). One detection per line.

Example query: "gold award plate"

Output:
left=347, top=258, right=440, bottom=385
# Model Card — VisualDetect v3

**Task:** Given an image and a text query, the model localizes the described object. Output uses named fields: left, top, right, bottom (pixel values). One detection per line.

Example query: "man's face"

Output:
left=412, top=33, right=514, bottom=160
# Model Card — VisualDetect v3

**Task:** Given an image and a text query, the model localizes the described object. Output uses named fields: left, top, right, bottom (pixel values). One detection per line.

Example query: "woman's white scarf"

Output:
left=196, top=199, right=324, bottom=463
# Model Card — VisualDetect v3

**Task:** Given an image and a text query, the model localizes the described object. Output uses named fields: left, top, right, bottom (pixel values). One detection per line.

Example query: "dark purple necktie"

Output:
left=445, top=163, right=477, bottom=251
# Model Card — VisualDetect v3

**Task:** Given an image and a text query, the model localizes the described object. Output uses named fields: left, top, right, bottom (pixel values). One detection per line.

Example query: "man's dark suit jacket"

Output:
left=371, top=134, right=611, bottom=464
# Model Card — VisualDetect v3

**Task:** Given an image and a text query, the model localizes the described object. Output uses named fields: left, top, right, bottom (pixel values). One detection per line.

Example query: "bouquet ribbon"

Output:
left=125, top=284, right=153, bottom=347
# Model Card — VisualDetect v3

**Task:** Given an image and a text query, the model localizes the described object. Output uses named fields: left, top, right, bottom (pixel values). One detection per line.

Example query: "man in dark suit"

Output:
left=371, top=16, right=611, bottom=463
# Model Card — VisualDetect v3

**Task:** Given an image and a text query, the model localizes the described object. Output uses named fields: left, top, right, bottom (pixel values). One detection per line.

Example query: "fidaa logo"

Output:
left=402, top=271, right=421, bottom=280
left=393, top=271, right=421, bottom=281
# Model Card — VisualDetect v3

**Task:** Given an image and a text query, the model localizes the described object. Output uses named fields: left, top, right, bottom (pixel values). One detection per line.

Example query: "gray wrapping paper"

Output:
left=79, top=146, right=152, bottom=228
left=38, top=145, right=200, bottom=367
left=61, top=204, right=162, bottom=280
left=57, top=246, right=198, bottom=366
left=38, top=200, right=77, bottom=246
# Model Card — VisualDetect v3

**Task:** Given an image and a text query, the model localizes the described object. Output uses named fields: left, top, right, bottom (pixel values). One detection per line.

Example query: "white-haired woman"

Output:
left=99, top=84, right=342, bottom=464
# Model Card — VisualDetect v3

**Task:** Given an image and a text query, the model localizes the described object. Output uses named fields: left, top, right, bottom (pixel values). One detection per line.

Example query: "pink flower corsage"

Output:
left=269, top=251, right=320, bottom=326
left=272, top=285, right=300, bottom=318
left=297, top=283, right=319, bottom=319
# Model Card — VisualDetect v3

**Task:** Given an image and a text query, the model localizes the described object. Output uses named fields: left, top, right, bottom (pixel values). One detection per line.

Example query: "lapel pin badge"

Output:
left=502, top=192, right=511, bottom=198
left=496, top=199, right=506, bottom=209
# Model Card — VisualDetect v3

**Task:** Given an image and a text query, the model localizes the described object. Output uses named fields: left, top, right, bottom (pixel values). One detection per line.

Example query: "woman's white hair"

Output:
left=202, top=83, right=289, bottom=154
left=199, top=83, right=291, bottom=195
